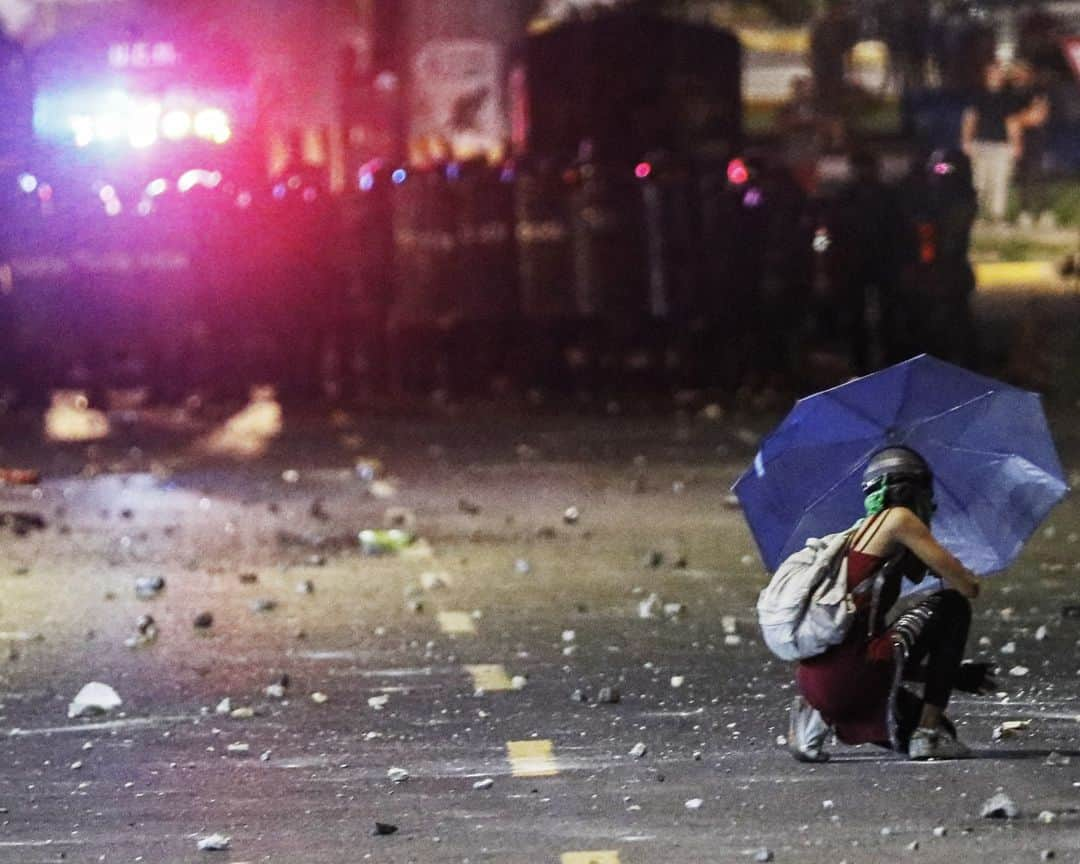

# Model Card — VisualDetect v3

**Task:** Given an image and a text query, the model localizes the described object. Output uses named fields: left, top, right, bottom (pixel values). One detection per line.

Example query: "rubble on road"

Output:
left=992, top=720, right=1031, bottom=741
left=597, top=686, right=620, bottom=704
left=472, top=777, right=494, bottom=790
left=980, top=792, right=1019, bottom=819
left=196, top=833, right=231, bottom=851
left=68, top=682, right=123, bottom=719
left=359, top=528, right=415, bottom=556
left=372, top=822, right=398, bottom=836
left=134, top=575, right=165, bottom=599
left=629, top=742, right=647, bottom=758
left=387, top=767, right=409, bottom=783
left=124, top=614, right=158, bottom=648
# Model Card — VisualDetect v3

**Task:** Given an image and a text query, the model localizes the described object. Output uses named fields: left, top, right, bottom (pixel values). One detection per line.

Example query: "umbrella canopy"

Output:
left=733, top=355, right=1068, bottom=576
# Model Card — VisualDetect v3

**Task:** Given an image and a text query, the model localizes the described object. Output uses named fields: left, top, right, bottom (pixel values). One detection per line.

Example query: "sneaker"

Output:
left=788, top=695, right=830, bottom=763
left=907, top=725, right=972, bottom=761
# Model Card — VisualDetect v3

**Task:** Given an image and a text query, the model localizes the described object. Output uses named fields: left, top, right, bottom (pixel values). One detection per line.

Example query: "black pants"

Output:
left=886, top=589, right=972, bottom=749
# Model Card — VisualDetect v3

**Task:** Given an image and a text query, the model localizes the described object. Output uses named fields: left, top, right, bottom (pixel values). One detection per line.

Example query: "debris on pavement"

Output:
left=215, top=698, right=232, bottom=715
left=1045, top=751, right=1071, bottom=766
left=992, top=720, right=1031, bottom=741
left=296, top=579, right=314, bottom=594
left=124, top=614, right=158, bottom=649
left=980, top=792, right=1019, bottom=819
left=44, top=390, right=110, bottom=442
left=368, top=694, right=390, bottom=710
left=670, top=675, right=685, bottom=688
left=0, top=511, right=47, bottom=536
left=372, top=822, right=398, bottom=836
left=638, top=593, right=662, bottom=619
left=68, top=682, right=123, bottom=719
left=684, top=798, right=703, bottom=810
left=1008, top=666, right=1030, bottom=677
left=1037, top=810, right=1057, bottom=824
left=387, top=767, right=409, bottom=783
left=226, top=742, right=250, bottom=755
left=250, top=598, right=278, bottom=613
left=663, top=602, right=687, bottom=618
left=311, top=691, right=328, bottom=704
left=754, top=849, right=774, bottom=863
left=134, top=575, right=165, bottom=599
left=359, top=528, right=415, bottom=556
left=472, top=777, right=494, bottom=790
left=510, top=675, right=528, bottom=690
left=196, top=833, right=231, bottom=852
left=597, top=686, right=621, bottom=704
left=563, top=506, right=580, bottom=525
left=514, top=558, right=532, bottom=575
left=932, top=826, right=947, bottom=838
left=629, top=742, right=647, bottom=758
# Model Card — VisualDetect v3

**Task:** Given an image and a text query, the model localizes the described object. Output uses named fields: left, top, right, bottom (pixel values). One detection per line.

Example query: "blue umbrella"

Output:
left=733, top=355, right=1069, bottom=576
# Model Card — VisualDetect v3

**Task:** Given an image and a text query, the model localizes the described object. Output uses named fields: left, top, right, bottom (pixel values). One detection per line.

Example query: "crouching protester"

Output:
left=787, top=447, right=995, bottom=761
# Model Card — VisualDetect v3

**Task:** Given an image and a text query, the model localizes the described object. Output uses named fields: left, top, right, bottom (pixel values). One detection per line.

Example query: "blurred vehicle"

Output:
left=4, top=17, right=263, bottom=397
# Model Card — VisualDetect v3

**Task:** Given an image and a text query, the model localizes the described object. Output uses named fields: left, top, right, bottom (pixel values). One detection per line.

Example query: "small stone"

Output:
left=311, top=691, right=329, bottom=704
left=822, top=799, right=834, bottom=809
left=644, top=550, right=664, bottom=568
left=196, top=834, right=230, bottom=851
left=387, top=767, right=409, bottom=783
left=724, top=634, right=743, bottom=646
left=250, top=598, right=277, bottom=613
left=295, top=580, right=314, bottom=595
left=980, top=792, right=1019, bottom=819
left=670, top=675, right=685, bottom=688
left=597, top=686, right=621, bottom=704
left=514, top=558, right=532, bottom=575
left=932, top=826, right=946, bottom=838
left=372, top=822, right=398, bottom=836
left=754, top=849, right=773, bottom=863
left=1035, top=625, right=1048, bottom=641
left=230, top=707, right=255, bottom=719
left=1008, top=665, right=1030, bottom=677
left=226, top=742, right=249, bottom=755
left=721, top=615, right=737, bottom=635
left=472, top=777, right=494, bottom=790
left=992, top=720, right=1030, bottom=741
left=264, top=684, right=286, bottom=700
left=510, top=675, right=527, bottom=690
left=906, top=840, right=919, bottom=852
left=563, top=506, right=580, bottom=524
left=193, top=611, right=214, bottom=629
left=368, top=694, right=390, bottom=710
left=561, top=629, right=576, bottom=642
left=70, top=760, right=82, bottom=770
left=238, top=572, right=258, bottom=584
left=570, top=689, right=588, bottom=703
left=663, top=602, right=687, bottom=618
left=684, top=798, right=703, bottom=810
left=214, top=697, right=232, bottom=715
left=1041, top=850, right=1056, bottom=862
left=1037, top=810, right=1056, bottom=824
left=638, top=593, right=661, bottom=619
left=134, top=575, right=165, bottom=599
left=1045, top=751, right=1071, bottom=766
left=1000, top=641, right=1016, bottom=655
left=629, top=742, right=648, bottom=758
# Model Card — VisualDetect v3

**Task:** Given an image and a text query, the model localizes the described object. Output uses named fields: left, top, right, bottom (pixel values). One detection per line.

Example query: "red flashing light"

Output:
left=634, top=161, right=652, bottom=180
left=727, top=158, right=750, bottom=185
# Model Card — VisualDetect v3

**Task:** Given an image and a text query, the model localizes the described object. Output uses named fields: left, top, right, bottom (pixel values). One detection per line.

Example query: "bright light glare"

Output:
left=145, top=178, right=168, bottom=197
left=194, top=108, right=230, bottom=144
left=727, top=158, right=749, bottom=185
left=391, top=168, right=407, bottom=184
left=94, top=112, right=125, bottom=141
left=104, top=198, right=122, bottom=216
left=98, top=184, right=117, bottom=203
left=71, top=115, right=95, bottom=147
left=178, top=169, right=223, bottom=193
left=634, top=161, right=652, bottom=179
left=129, top=101, right=161, bottom=149
left=359, top=171, right=375, bottom=191
left=17, top=173, right=38, bottom=194
left=161, top=110, right=192, bottom=140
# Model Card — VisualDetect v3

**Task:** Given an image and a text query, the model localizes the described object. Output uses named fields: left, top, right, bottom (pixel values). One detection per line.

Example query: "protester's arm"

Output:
left=888, top=508, right=980, bottom=599
left=1023, top=94, right=1050, bottom=128
left=1006, top=113, right=1024, bottom=160
left=960, top=108, right=977, bottom=157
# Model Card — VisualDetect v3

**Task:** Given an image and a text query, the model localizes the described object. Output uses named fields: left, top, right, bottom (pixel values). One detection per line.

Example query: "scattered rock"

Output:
left=980, top=792, right=1019, bottom=819
left=514, top=558, right=532, bottom=575
left=193, top=612, right=214, bottom=629
left=387, top=767, right=409, bottom=783
left=597, top=686, right=621, bottom=704
left=684, top=798, right=703, bottom=810
left=1008, top=666, right=1030, bottom=677
left=932, top=826, right=947, bottom=838
left=1035, top=625, right=1048, bottom=641
left=123, top=614, right=158, bottom=649
left=1045, top=751, right=1071, bottom=766
left=215, top=698, right=232, bottom=715
left=510, top=675, right=528, bottom=691
left=670, top=675, right=685, bottom=688
left=1041, top=850, right=1056, bottom=862
left=992, top=720, right=1031, bottom=741
left=638, top=593, right=662, bottom=619
left=230, top=707, right=255, bottom=719
left=472, top=777, right=494, bottom=790
left=311, top=692, right=329, bottom=704
left=295, top=579, right=315, bottom=595
left=1037, top=810, right=1056, bottom=824
left=68, top=682, right=122, bottom=719
left=372, top=822, right=398, bottom=836
left=250, top=598, right=278, bottom=613
left=663, top=602, right=687, bottom=618
left=238, top=572, right=259, bottom=584
left=562, top=506, right=580, bottom=525
left=134, top=576, right=165, bottom=599
left=368, top=694, right=390, bottom=710
left=906, top=840, right=920, bottom=852
left=999, top=641, right=1016, bottom=655
left=226, top=742, right=250, bottom=755
left=281, top=469, right=300, bottom=484
left=630, top=742, right=648, bottom=758
left=644, top=550, right=664, bottom=568
left=753, top=849, right=773, bottom=863
left=196, top=834, right=231, bottom=852
left=570, top=689, right=588, bottom=703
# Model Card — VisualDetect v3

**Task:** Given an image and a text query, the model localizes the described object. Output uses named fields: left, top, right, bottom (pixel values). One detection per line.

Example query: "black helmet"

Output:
left=862, top=446, right=931, bottom=491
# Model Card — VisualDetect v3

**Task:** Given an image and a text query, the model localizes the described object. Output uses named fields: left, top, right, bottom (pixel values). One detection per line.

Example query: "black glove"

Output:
left=955, top=661, right=996, bottom=695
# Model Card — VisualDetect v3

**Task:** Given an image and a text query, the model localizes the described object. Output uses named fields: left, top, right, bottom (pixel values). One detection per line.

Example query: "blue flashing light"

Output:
left=272, top=183, right=287, bottom=200
left=391, top=168, right=407, bottom=185
left=446, top=162, right=461, bottom=181
left=359, top=171, right=375, bottom=192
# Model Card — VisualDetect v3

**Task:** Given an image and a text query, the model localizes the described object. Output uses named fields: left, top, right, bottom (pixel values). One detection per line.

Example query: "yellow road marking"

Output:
left=466, top=664, right=512, bottom=692
left=561, top=853, right=621, bottom=864
left=507, top=739, right=559, bottom=777
left=437, top=611, right=476, bottom=635
left=976, top=261, right=1060, bottom=290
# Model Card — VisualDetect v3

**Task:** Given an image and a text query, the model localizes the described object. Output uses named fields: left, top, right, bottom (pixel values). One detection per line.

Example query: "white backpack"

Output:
left=756, top=521, right=863, bottom=661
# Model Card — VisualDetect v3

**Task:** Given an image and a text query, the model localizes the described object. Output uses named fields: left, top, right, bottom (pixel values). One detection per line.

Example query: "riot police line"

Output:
left=0, top=146, right=978, bottom=403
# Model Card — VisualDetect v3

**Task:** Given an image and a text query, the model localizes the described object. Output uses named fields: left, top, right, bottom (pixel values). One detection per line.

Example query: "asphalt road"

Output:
left=0, top=394, right=1078, bottom=864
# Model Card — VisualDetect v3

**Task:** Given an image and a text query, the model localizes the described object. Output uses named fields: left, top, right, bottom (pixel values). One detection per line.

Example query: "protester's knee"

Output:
left=937, top=589, right=971, bottom=625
